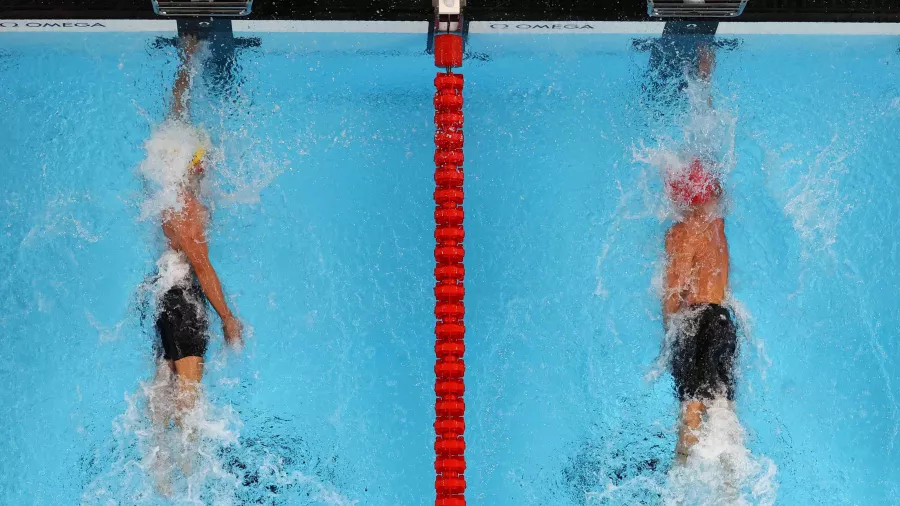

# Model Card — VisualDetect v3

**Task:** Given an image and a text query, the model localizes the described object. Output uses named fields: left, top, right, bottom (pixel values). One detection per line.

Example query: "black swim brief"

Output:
left=156, top=278, right=208, bottom=361
left=671, top=303, right=737, bottom=401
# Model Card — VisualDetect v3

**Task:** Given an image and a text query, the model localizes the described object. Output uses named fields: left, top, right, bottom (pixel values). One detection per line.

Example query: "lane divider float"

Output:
left=433, top=30, right=466, bottom=506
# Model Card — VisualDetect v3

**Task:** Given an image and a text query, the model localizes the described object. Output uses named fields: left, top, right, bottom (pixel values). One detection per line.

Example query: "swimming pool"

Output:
left=0, top=20, right=898, bottom=505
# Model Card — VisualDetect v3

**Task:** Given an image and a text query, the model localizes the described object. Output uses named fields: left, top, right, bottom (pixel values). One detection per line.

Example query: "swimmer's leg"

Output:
left=150, top=359, right=177, bottom=426
left=676, top=399, right=706, bottom=464
left=149, top=360, right=176, bottom=496
left=710, top=399, right=741, bottom=498
left=173, top=356, right=204, bottom=475
left=173, top=356, right=203, bottom=415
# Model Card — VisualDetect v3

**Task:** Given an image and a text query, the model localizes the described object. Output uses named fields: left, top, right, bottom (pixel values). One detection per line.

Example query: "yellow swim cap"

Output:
left=190, top=147, right=206, bottom=168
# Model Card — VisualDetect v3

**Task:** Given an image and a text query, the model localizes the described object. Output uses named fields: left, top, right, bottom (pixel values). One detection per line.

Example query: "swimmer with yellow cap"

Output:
left=151, top=32, right=242, bottom=497
left=187, top=146, right=205, bottom=174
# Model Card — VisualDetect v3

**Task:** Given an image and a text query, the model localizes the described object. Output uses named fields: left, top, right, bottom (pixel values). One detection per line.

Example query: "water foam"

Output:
left=664, top=400, right=778, bottom=506
left=780, top=134, right=850, bottom=262
left=82, top=373, right=242, bottom=505
left=20, top=193, right=102, bottom=248
left=154, top=249, right=191, bottom=296
left=576, top=402, right=777, bottom=506
left=632, top=73, right=737, bottom=222
left=82, top=373, right=355, bottom=505
left=138, top=118, right=211, bottom=221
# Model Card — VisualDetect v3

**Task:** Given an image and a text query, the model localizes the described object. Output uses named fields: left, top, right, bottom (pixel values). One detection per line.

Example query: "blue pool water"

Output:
left=0, top=27, right=899, bottom=505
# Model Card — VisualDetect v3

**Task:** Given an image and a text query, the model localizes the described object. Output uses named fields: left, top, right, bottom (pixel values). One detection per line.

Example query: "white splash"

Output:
left=82, top=371, right=243, bottom=505
left=20, top=193, right=101, bottom=248
left=138, top=118, right=211, bottom=221
left=664, top=400, right=778, bottom=506
left=154, top=249, right=191, bottom=296
left=585, top=475, right=665, bottom=504
left=85, top=310, right=127, bottom=343
left=781, top=136, right=848, bottom=262
left=132, top=249, right=203, bottom=320
left=82, top=372, right=356, bottom=505
left=633, top=73, right=737, bottom=222
left=682, top=78, right=735, bottom=167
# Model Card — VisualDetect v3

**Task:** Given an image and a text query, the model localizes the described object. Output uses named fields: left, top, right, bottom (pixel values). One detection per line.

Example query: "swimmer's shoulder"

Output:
left=163, top=197, right=207, bottom=245
left=666, top=221, right=688, bottom=243
left=701, top=216, right=726, bottom=244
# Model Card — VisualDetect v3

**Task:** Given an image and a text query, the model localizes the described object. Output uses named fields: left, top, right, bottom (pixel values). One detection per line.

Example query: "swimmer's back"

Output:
left=670, top=215, right=729, bottom=306
left=162, top=192, right=208, bottom=254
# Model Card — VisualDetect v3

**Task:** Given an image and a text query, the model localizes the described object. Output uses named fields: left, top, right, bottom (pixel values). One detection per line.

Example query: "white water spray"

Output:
left=664, top=400, right=778, bottom=506
left=138, top=118, right=211, bottom=221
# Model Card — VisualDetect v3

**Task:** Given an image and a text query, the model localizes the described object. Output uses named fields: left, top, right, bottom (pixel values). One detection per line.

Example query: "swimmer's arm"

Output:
left=170, top=36, right=199, bottom=121
left=663, top=228, right=688, bottom=327
left=698, top=44, right=714, bottom=82
left=715, top=218, right=730, bottom=288
left=179, top=224, right=235, bottom=324
left=698, top=44, right=715, bottom=106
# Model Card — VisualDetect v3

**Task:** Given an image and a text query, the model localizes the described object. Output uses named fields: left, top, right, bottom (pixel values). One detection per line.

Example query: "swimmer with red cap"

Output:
left=662, top=43, right=738, bottom=465
left=666, top=156, right=722, bottom=211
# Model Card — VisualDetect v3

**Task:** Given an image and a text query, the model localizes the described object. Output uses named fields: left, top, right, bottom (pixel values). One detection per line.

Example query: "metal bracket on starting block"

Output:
left=427, top=0, right=467, bottom=56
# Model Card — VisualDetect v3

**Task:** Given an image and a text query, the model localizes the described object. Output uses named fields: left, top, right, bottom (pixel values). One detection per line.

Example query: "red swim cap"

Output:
left=667, top=158, right=721, bottom=206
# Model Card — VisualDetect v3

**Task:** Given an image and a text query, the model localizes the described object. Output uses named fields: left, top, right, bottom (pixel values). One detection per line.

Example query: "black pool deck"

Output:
left=1, top=0, right=900, bottom=22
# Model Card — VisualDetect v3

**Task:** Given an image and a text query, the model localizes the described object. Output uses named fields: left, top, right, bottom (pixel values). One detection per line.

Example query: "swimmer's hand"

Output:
left=222, top=315, right=243, bottom=348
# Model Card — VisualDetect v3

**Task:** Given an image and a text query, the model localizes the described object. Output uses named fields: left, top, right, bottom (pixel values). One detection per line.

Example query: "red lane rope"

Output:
left=433, top=33, right=465, bottom=506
